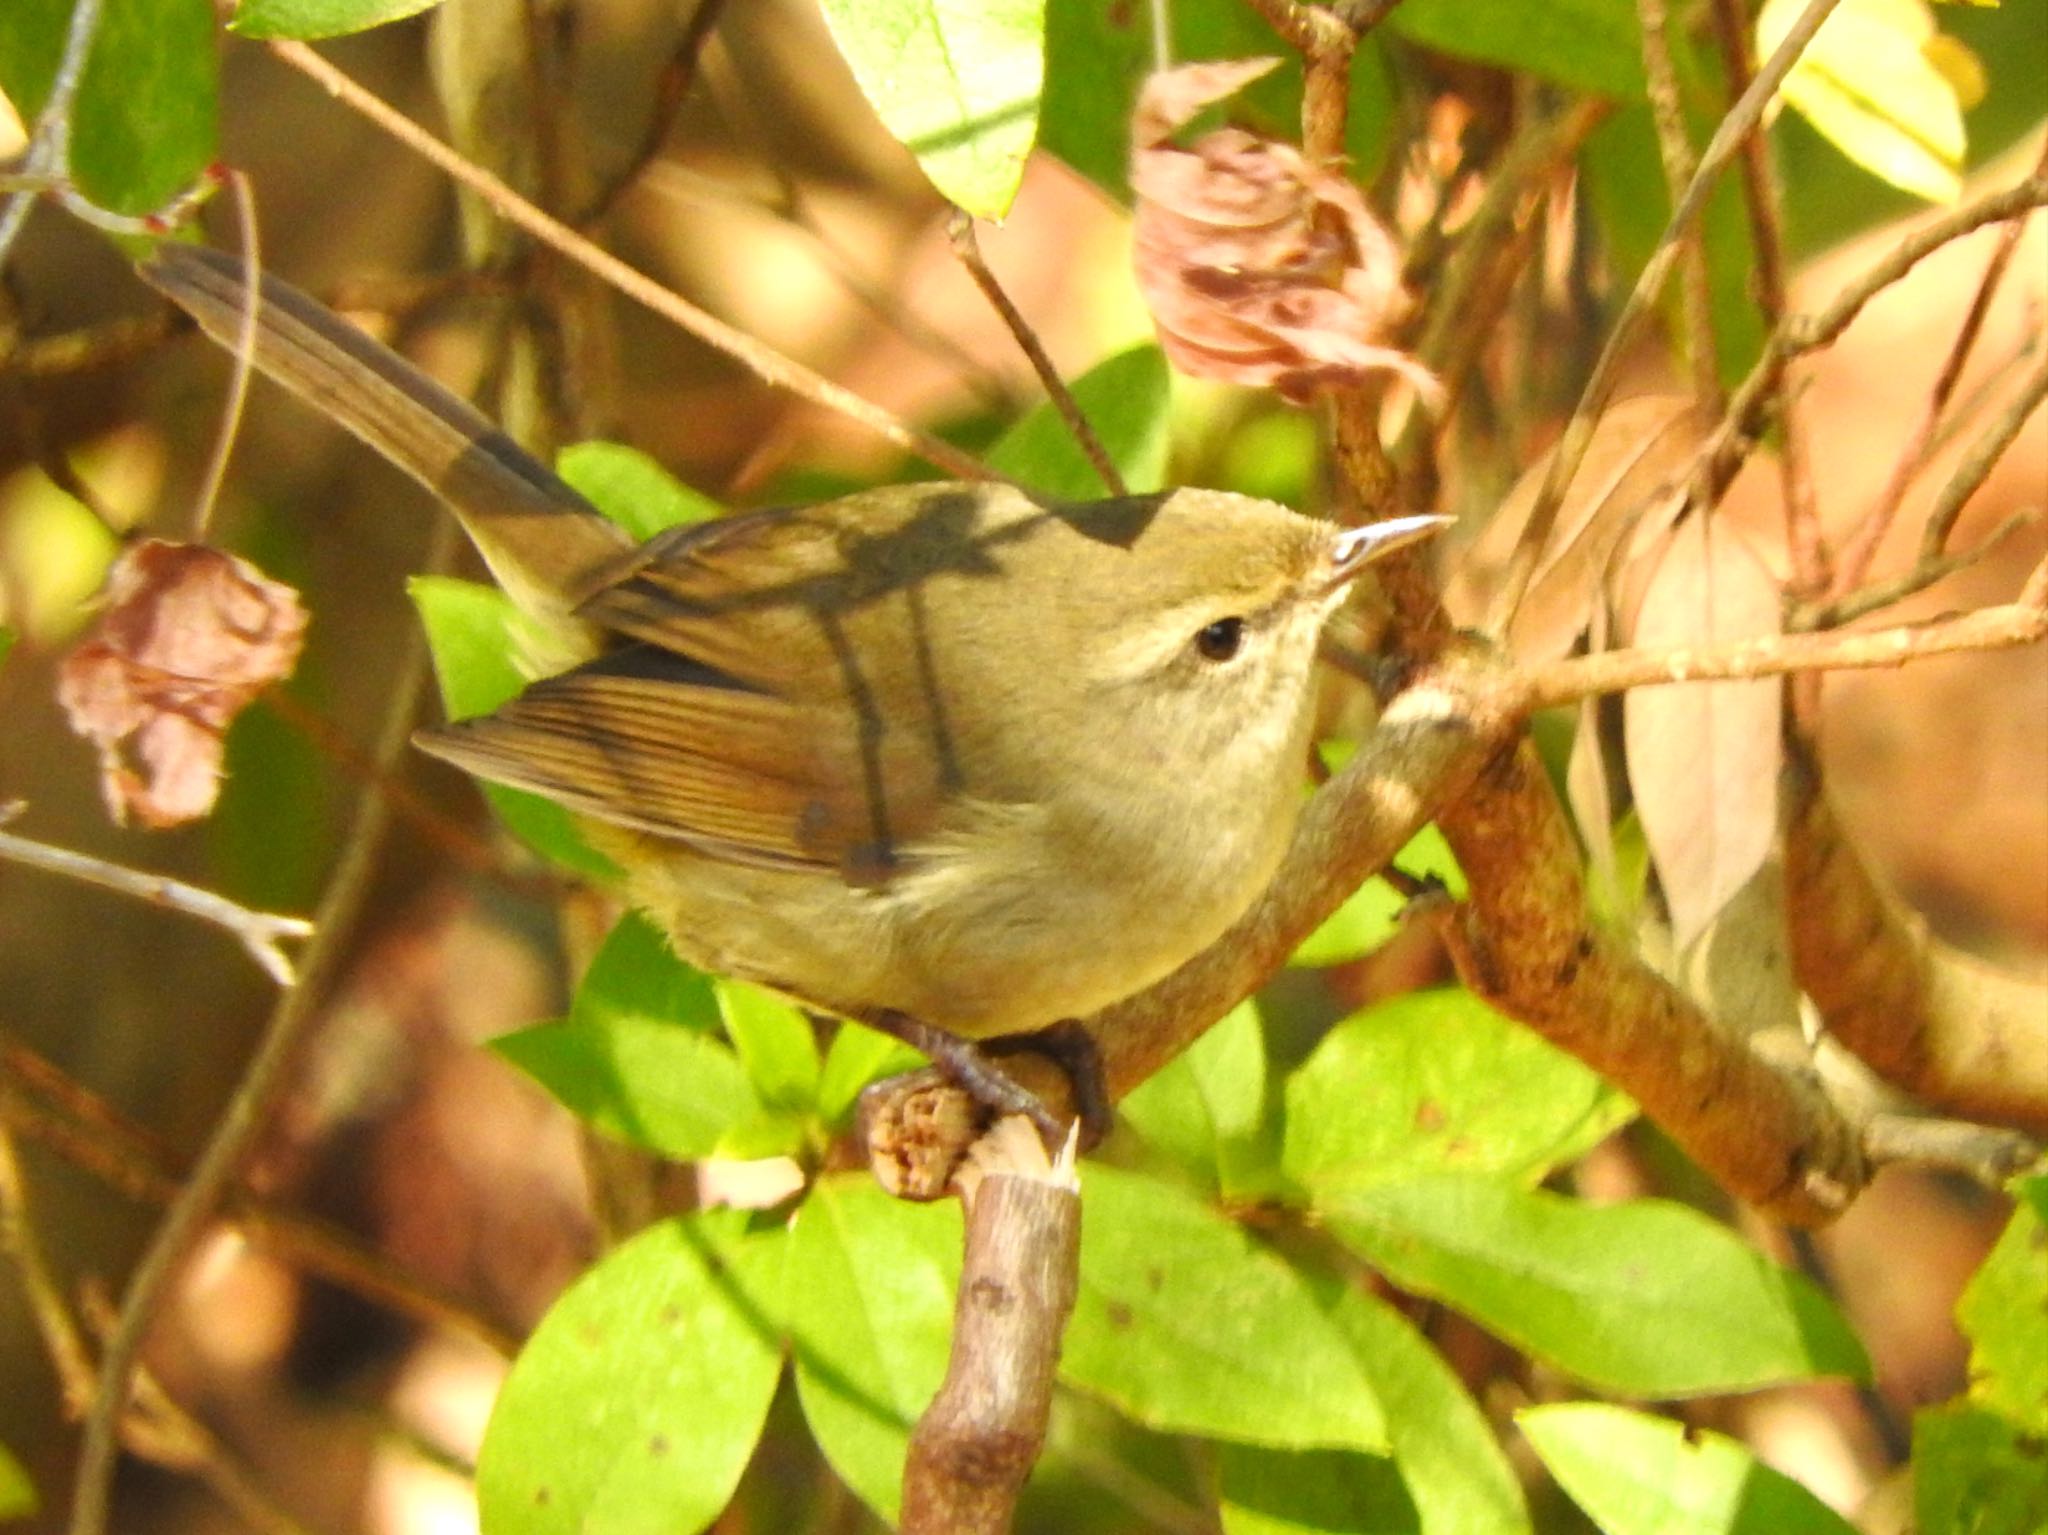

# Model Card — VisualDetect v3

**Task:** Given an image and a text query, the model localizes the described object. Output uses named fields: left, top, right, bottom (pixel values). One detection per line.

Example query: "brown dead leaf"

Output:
left=58, top=539, right=307, bottom=828
left=1622, top=515, right=1783, bottom=948
left=1131, top=58, right=1433, bottom=404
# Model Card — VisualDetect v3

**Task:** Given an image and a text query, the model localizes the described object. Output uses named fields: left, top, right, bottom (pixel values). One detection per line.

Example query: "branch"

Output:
left=0, top=819, right=312, bottom=986
left=1784, top=747, right=2048, bottom=1138
left=901, top=1119, right=1081, bottom=1534
left=261, top=39, right=998, bottom=484
left=1520, top=574, right=2048, bottom=709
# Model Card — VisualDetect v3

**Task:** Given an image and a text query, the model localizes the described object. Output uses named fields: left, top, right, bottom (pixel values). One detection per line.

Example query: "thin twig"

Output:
left=1798, top=508, right=2036, bottom=631
left=1831, top=138, right=2048, bottom=597
left=1707, top=0, right=1822, bottom=597
left=68, top=524, right=454, bottom=1535
left=575, top=0, right=728, bottom=227
left=1638, top=0, right=1720, bottom=409
left=946, top=210, right=1124, bottom=497
left=0, top=0, right=106, bottom=265
left=1520, top=571, right=2048, bottom=710
left=0, top=1119, right=98, bottom=1414
left=0, top=825, right=312, bottom=986
left=263, top=38, right=997, bottom=483
left=1862, top=1114, right=2042, bottom=1190
left=188, top=171, right=262, bottom=544
left=1485, top=0, right=1847, bottom=638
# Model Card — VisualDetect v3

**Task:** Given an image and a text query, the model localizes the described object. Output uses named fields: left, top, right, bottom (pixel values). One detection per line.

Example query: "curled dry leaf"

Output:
left=58, top=539, right=307, bottom=828
left=1130, top=58, right=1433, bottom=404
left=1622, top=515, right=1783, bottom=950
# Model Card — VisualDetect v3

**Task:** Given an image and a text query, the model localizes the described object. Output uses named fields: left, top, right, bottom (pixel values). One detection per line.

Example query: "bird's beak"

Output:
left=1321, top=514, right=1455, bottom=595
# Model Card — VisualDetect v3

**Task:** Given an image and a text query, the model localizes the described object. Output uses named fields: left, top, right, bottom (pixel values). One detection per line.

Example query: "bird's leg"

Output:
left=861, top=1010, right=1070, bottom=1146
left=982, top=1020, right=1111, bottom=1151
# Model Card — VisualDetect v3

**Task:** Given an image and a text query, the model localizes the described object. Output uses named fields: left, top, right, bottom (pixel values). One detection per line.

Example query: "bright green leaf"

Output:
left=786, top=1177, right=961, bottom=1524
left=1065, top=1164, right=1386, bottom=1452
left=1284, top=990, right=1633, bottom=1195
left=816, top=1021, right=926, bottom=1128
left=985, top=344, right=1173, bottom=498
left=491, top=1016, right=760, bottom=1160
left=572, top=911, right=720, bottom=1034
left=1955, top=1188, right=2048, bottom=1431
left=230, top=0, right=441, bottom=40
left=1291, top=822, right=1466, bottom=967
left=1522, top=1403, right=1859, bottom=1535
left=716, top=979, right=821, bottom=1113
left=557, top=441, right=722, bottom=541
left=1121, top=1000, right=1274, bottom=1197
left=817, top=0, right=1044, bottom=218
left=409, top=575, right=618, bottom=878
left=1761, top=0, right=1972, bottom=203
left=477, top=1211, right=785, bottom=1535
left=1389, top=0, right=1646, bottom=98
left=0, top=0, right=218, bottom=216
left=1324, top=1178, right=1869, bottom=1397
left=1914, top=1401, right=2048, bottom=1535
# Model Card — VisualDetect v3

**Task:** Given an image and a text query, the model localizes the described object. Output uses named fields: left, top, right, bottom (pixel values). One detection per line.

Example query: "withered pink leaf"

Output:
left=1131, top=59, right=1432, bottom=404
left=58, top=539, right=308, bottom=829
left=1622, top=516, right=1783, bottom=949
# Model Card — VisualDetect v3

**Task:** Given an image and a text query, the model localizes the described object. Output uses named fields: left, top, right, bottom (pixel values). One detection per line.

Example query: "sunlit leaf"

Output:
left=492, top=1016, right=760, bottom=1160
left=1955, top=1186, right=2048, bottom=1431
left=1914, top=1401, right=2048, bottom=1535
left=1290, top=822, right=1465, bottom=967
left=557, top=441, right=722, bottom=542
left=985, top=344, right=1172, bottom=498
left=1761, top=0, right=1973, bottom=203
left=817, top=0, right=1044, bottom=218
left=477, top=1211, right=785, bottom=1535
left=1284, top=990, right=1633, bottom=1195
left=231, top=0, right=442, bottom=40
left=1065, top=1165, right=1387, bottom=1452
left=1217, top=1445, right=1418, bottom=1535
left=1324, top=1178, right=1869, bottom=1396
left=1522, top=1404, right=1859, bottom=1534
left=815, top=1021, right=926, bottom=1129
left=716, top=979, right=821, bottom=1113
left=1120, top=1000, right=1273, bottom=1197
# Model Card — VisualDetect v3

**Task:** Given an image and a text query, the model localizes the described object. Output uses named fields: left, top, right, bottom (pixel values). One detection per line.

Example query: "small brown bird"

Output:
left=140, top=244, right=1446, bottom=1139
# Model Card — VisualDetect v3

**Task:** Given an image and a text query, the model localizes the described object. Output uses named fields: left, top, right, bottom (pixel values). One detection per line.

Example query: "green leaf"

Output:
left=1291, top=822, right=1466, bottom=967
left=573, top=911, right=720, bottom=1034
left=1040, top=0, right=1396, bottom=203
left=1220, top=1267, right=1530, bottom=1535
left=1120, top=1000, right=1275, bottom=1199
left=409, top=575, right=618, bottom=879
left=816, top=1021, right=927, bottom=1128
left=816, top=0, right=1045, bottom=218
left=1914, top=1401, right=2048, bottom=1535
left=1324, top=1178, right=1870, bottom=1397
left=786, top=1177, right=961, bottom=1524
left=491, top=1017, right=760, bottom=1160
left=984, top=344, right=1173, bottom=499
left=1521, top=1403, right=1859, bottom=1535
left=230, top=0, right=441, bottom=40
left=716, top=979, right=821, bottom=1113
left=1065, top=1164, right=1386, bottom=1452
left=1761, top=0, right=1971, bottom=204
left=1284, top=990, right=1632, bottom=1196
left=557, top=441, right=722, bottom=542
left=1218, top=1445, right=1418, bottom=1535
left=0, top=1440, right=36, bottom=1520
left=0, top=0, right=218, bottom=216
left=1388, top=0, right=1646, bottom=98
left=1955, top=1188, right=2048, bottom=1431
left=477, top=1211, right=785, bottom=1535
left=0, top=628, right=15, bottom=670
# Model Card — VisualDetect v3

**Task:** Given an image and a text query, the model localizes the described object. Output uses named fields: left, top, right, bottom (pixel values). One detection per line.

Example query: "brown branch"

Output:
left=262, top=39, right=998, bottom=483
left=0, top=1036, right=519, bottom=1357
left=901, top=1120, right=1081, bottom=1534
left=1638, top=0, right=1720, bottom=409
left=1832, top=137, right=2048, bottom=597
left=946, top=211, right=1125, bottom=497
left=1435, top=742, right=1864, bottom=1224
left=1521, top=577, right=2048, bottom=709
left=69, top=525, right=453, bottom=1535
left=1486, top=0, right=1847, bottom=638
left=1796, top=507, right=2036, bottom=632
left=1784, top=748, right=2048, bottom=1138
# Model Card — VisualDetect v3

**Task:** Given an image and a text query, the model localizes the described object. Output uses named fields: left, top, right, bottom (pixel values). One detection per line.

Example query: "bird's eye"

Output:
left=1194, top=616, right=1246, bottom=662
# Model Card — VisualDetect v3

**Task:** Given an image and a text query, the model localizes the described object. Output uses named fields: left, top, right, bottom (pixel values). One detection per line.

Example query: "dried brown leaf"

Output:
left=1622, top=516, right=1783, bottom=948
left=1130, top=59, right=1433, bottom=404
left=58, top=539, right=307, bottom=828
